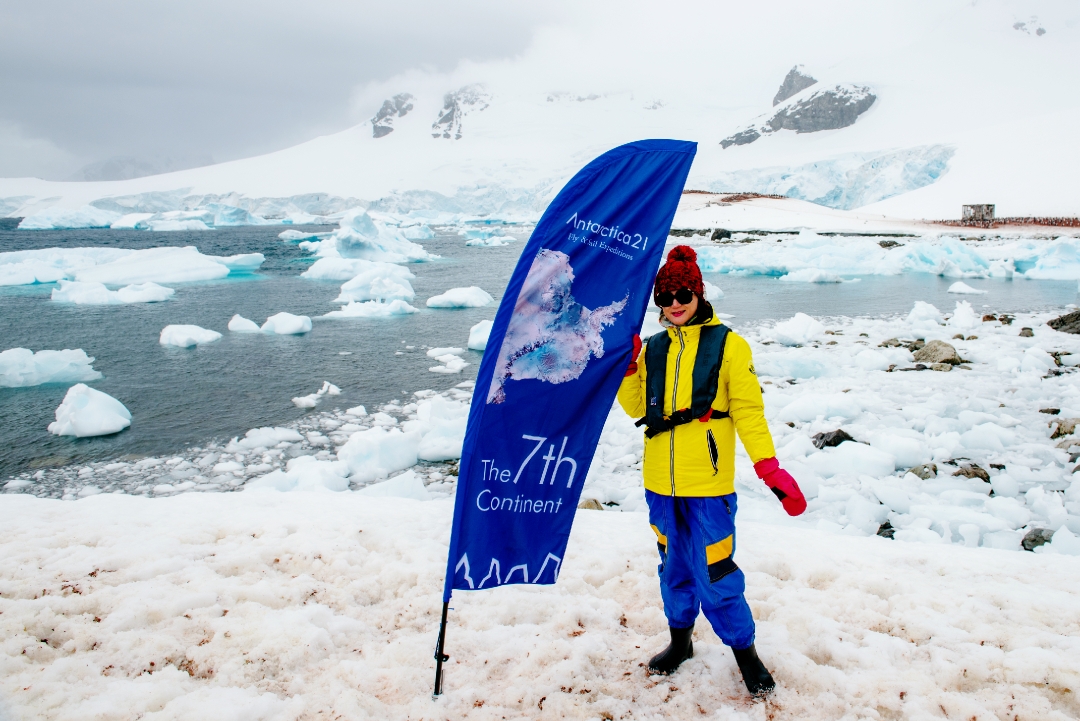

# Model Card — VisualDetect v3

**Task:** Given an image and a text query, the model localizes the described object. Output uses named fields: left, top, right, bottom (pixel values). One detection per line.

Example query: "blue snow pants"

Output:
left=645, top=490, right=755, bottom=649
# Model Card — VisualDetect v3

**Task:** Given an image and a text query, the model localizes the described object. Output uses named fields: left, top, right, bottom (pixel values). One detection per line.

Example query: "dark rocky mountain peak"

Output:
left=371, top=93, right=415, bottom=138
left=773, top=65, right=817, bottom=106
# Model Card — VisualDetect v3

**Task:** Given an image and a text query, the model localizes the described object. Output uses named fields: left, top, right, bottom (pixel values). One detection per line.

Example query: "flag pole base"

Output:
left=433, top=601, right=450, bottom=697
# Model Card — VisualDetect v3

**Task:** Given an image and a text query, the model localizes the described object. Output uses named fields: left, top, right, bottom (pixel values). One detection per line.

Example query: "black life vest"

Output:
left=635, top=323, right=730, bottom=439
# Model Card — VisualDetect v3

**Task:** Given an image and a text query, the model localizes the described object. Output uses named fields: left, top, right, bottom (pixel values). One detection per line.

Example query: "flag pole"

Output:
left=432, top=600, right=450, bottom=697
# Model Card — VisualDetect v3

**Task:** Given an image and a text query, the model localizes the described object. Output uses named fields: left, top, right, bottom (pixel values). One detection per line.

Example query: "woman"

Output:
left=618, top=245, right=806, bottom=698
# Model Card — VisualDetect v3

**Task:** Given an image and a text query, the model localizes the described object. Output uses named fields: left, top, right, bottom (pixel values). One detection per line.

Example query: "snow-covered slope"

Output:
left=2, top=0, right=1078, bottom=221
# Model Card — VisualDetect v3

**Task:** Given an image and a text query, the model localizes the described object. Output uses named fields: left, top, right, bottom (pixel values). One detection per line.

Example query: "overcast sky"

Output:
left=0, top=1, right=567, bottom=179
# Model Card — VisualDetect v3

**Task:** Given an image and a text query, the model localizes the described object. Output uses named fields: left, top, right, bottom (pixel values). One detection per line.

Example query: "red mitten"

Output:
left=625, top=334, right=643, bottom=377
left=754, top=457, right=807, bottom=516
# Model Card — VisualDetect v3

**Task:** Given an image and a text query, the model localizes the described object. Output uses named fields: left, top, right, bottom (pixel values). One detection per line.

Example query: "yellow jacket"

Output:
left=617, top=313, right=775, bottom=496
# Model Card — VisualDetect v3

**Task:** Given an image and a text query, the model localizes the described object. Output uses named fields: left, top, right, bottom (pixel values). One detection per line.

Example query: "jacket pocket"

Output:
left=706, top=429, right=719, bottom=475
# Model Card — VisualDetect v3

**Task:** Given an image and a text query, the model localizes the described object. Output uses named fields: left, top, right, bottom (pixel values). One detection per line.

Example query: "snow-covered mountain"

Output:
left=2, top=0, right=1077, bottom=221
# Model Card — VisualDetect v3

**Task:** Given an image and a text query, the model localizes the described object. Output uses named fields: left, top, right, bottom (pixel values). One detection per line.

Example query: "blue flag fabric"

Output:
left=443, top=139, right=697, bottom=601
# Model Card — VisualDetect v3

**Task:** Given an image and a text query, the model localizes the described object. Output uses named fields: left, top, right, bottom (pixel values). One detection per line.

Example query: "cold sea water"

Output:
left=1, top=219, right=1076, bottom=479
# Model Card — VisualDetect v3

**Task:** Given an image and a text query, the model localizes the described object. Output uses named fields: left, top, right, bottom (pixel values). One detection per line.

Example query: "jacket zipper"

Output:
left=669, top=326, right=685, bottom=495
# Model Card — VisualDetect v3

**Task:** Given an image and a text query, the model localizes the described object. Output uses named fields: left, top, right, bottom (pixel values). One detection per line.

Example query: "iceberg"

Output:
left=47, top=383, right=132, bottom=437
left=306, top=259, right=416, bottom=303
left=426, top=286, right=494, bottom=308
left=301, top=210, right=437, bottom=264
left=468, top=320, right=494, bottom=351
left=280, top=229, right=331, bottom=243
left=227, top=314, right=261, bottom=332
left=50, top=280, right=174, bottom=305
left=0, top=348, right=102, bottom=388
left=18, top=206, right=122, bottom=230
left=292, top=381, right=341, bottom=409
left=20, top=246, right=258, bottom=288
left=948, top=281, right=988, bottom=294
left=160, top=325, right=223, bottom=348
left=148, top=219, right=211, bottom=232
left=322, top=300, right=418, bottom=318
left=261, top=312, right=312, bottom=334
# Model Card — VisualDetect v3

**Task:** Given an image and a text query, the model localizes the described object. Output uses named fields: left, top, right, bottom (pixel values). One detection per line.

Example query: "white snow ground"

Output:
left=1, top=491, right=1078, bottom=720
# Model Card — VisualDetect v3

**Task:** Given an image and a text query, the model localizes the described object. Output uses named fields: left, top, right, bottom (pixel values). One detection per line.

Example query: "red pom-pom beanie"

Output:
left=654, top=245, right=704, bottom=298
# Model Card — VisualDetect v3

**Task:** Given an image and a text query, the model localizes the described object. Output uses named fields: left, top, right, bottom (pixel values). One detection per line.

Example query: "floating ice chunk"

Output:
left=426, top=347, right=464, bottom=357
left=323, top=300, right=418, bottom=318
left=47, top=383, right=131, bottom=437
left=74, top=246, right=260, bottom=285
left=946, top=301, right=981, bottom=332
left=345, top=405, right=367, bottom=417
left=1019, top=237, right=1080, bottom=280
left=227, top=314, right=261, bottom=332
left=292, top=381, right=341, bottom=408
left=312, top=210, right=436, bottom=263
left=357, top=470, right=430, bottom=500
left=110, top=213, right=154, bottom=229
left=948, top=281, right=988, bottom=294
left=805, top=442, right=895, bottom=478
left=50, top=280, right=174, bottom=305
left=779, top=269, right=843, bottom=283
left=402, top=224, right=435, bottom=241
left=18, top=206, right=121, bottom=230
left=229, top=426, right=303, bottom=451
left=426, top=286, right=494, bottom=308
left=261, top=312, right=312, bottom=334
left=215, top=253, right=265, bottom=273
left=465, top=235, right=515, bottom=247
left=765, top=312, right=824, bottom=346
left=0, top=348, right=102, bottom=387
left=160, top=325, right=222, bottom=348
left=703, top=280, right=723, bottom=300
left=280, top=229, right=330, bottom=242
left=337, top=426, right=419, bottom=482
left=468, top=320, right=493, bottom=351
left=429, top=355, right=469, bottom=374
left=330, top=261, right=415, bottom=302
left=149, top=219, right=211, bottom=232
left=247, top=456, right=349, bottom=493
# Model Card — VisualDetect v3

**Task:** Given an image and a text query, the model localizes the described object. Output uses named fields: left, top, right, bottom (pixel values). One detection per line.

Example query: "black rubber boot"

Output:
left=648, top=625, right=694, bottom=675
left=732, top=644, right=776, bottom=697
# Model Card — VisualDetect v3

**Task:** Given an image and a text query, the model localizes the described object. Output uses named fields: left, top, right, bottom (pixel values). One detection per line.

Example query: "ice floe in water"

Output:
left=0, top=246, right=264, bottom=286
left=47, top=384, right=131, bottom=437
left=18, top=206, right=121, bottom=230
left=261, top=313, right=312, bottom=334
left=948, top=281, right=988, bottom=294
left=322, top=300, right=418, bottom=318
left=322, top=261, right=415, bottom=302
left=0, top=348, right=102, bottom=387
left=159, top=325, right=223, bottom=348
left=468, top=320, right=493, bottom=351
left=300, top=210, right=437, bottom=264
left=426, top=286, right=494, bottom=308
left=292, top=381, right=341, bottom=409
left=50, top=280, right=174, bottom=305
left=427, top=347, right=469, bottom=374
left=227, top=314, right=261, bottom=332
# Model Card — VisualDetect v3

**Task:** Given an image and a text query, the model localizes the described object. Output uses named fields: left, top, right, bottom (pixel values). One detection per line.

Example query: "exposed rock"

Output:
left=1040, top=408, right=1061, bottom=415
left=812, top=429, right=854, bottom=449
left=908, top=463, right=937, bottom=479
left=1050, top=418, right=1079, bottom=439
left=370, top=93, right=414, bottom=138
left=878, top=338, right=902, bottom=347
left=577, top=498, right=604, bottom=511
left=711, top=228, right=732, bottom=241
left=906, top=339, right=925, bottom=351
left=998, top=314, right=1014, bottom=325
left=1048, top=310, right=1080, bottom=334
left=1022, top=528, right=1055, bottom=552
left=876, top=521, right=895, bottom=540
left=1019, top=327, right=1034, bottom=337
left=930, top=362, right=952, bottom=372
left=952, top=463, right=990, bottom=482
left=990, top=463, right=1006, bottom=470
left=431, top=84, right=490, bottom=140
left=878, top=239, right=901, bottom=249
left=773, top=65, right=817, bottom=106
left=722, top=84, right=875, bottom=148
left=913, top=340, right=960, bottom=365
left=982, top=314, right=997, bottom=322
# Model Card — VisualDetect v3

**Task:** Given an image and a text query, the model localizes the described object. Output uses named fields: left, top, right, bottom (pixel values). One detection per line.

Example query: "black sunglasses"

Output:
left=655, top=288, right=695, bottom=307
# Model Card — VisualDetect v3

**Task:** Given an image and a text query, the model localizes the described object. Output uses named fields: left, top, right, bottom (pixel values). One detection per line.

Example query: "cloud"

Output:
left=0, top=0, right=570, bottom=178
left=0, top=120, right=79, bottom=179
